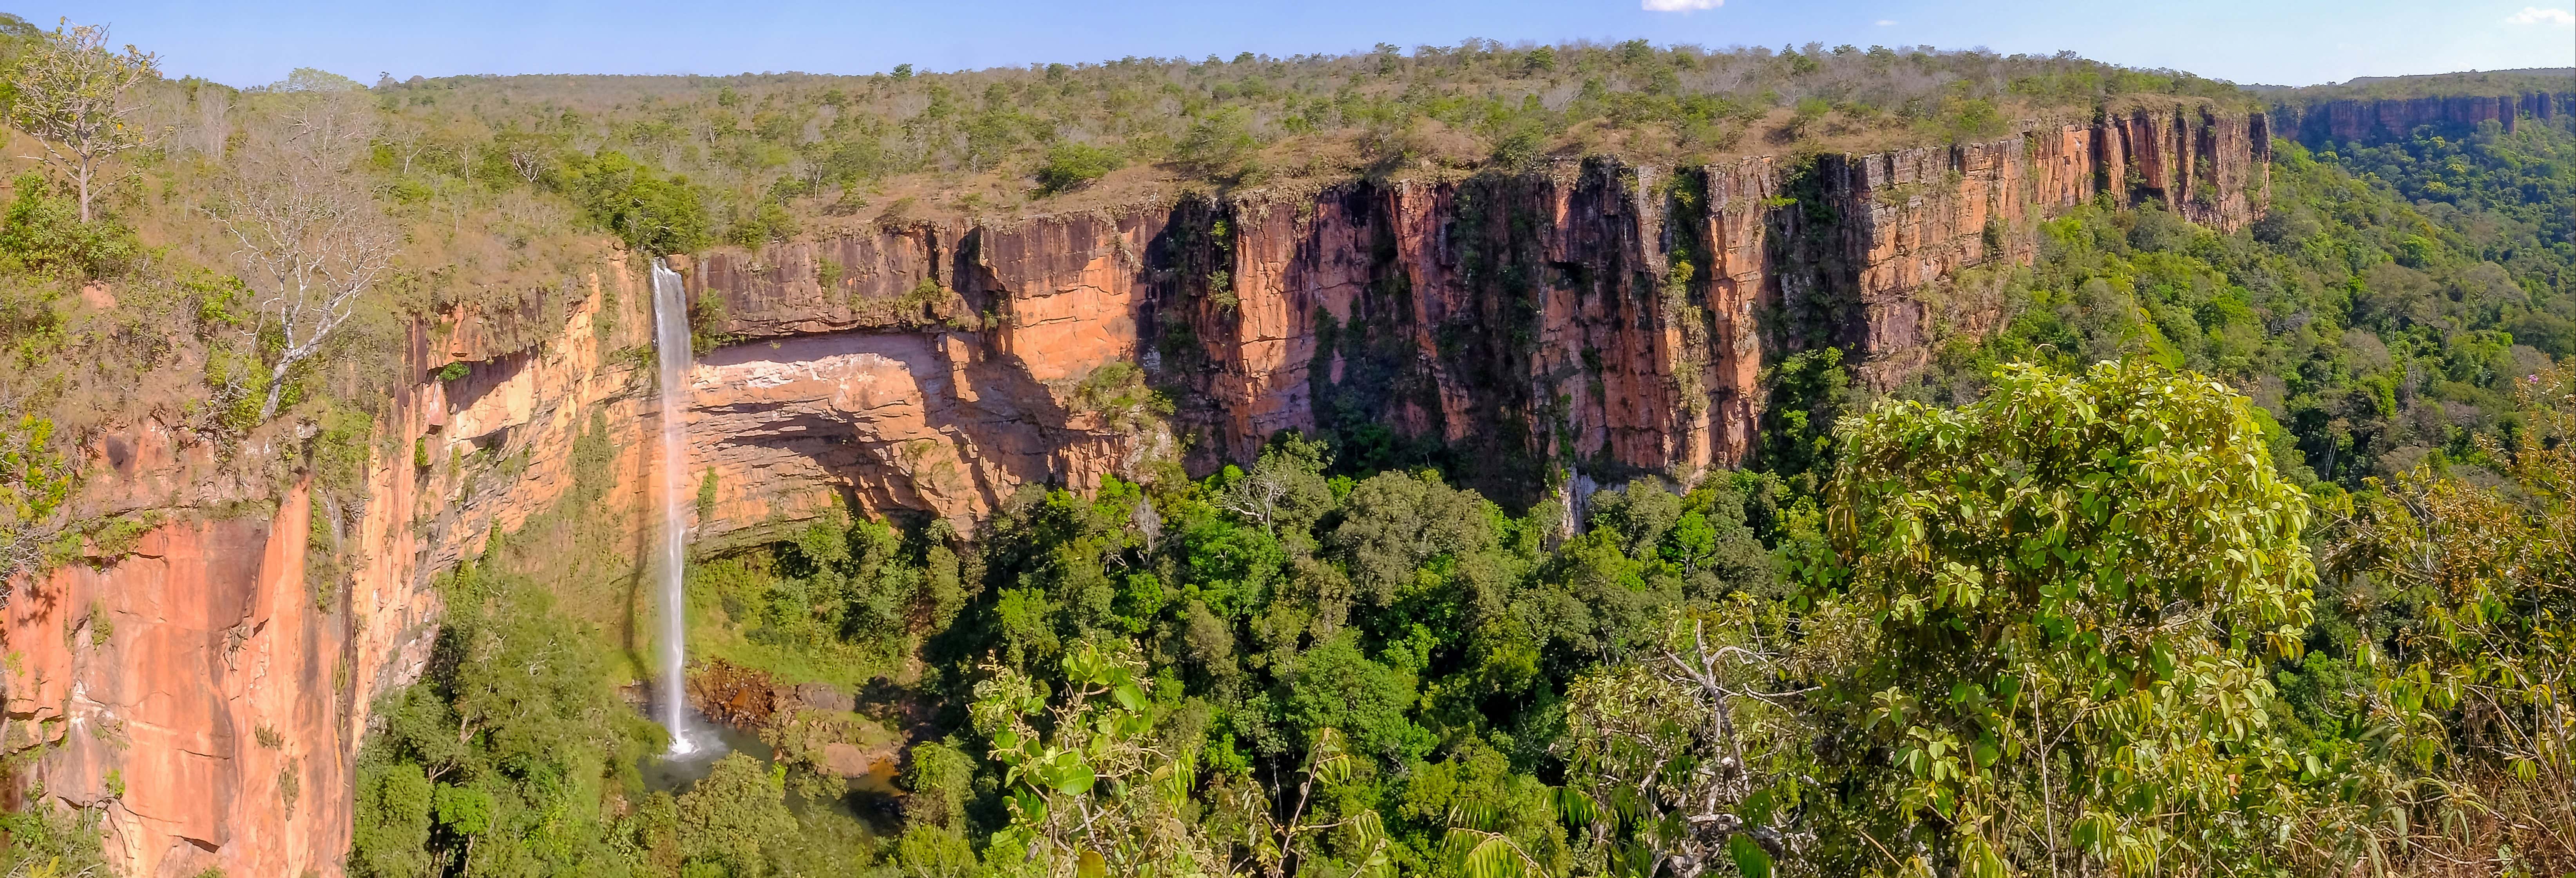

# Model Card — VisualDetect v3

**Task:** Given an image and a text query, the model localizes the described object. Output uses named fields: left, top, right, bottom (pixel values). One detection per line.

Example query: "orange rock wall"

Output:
left=4, top=489, right=341, bottom=877
left=2276, top=91, right=2573, bottom=142
left=3, top=264, right=665, bottom=877
left=683, top=109, right=2268, bottom=503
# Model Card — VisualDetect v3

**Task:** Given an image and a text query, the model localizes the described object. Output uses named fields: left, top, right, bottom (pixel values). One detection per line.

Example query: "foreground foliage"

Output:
left=344, top=356, right=2576, bottom=877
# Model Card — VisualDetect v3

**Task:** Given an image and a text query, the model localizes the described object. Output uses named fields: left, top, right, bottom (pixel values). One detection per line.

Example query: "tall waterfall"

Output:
left=648, top=258, right=699, bottom=756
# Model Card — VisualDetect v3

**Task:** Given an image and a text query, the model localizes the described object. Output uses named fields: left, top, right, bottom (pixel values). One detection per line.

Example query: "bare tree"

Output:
left=376, top=111, right=438, bottom=177
left=1562, top=600, right=1822, bottom=877
left=206, top=92, right=395, bottom=421
left=185, top=89, right=232, bottom=158
left=147, top=85, right=233, bottom=160
left=7, top=20, right=160, bottom=223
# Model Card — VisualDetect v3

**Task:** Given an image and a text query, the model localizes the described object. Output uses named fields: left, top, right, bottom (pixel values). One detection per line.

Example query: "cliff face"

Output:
left=2274, top=90, right=2573, bottom=142
left=694, top=105, right=2267, bottom=505
left=0, top=106, right=2267, bottom=876
left=6, top=494, right=343, bottom=877
left=3, top=267, right=665, bottom=878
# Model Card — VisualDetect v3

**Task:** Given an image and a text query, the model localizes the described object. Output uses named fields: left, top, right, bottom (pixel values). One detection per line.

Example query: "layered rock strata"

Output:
left=691, top=105, right=2268, bottom=504
left=3, top=266, right=664, bottom=877
left=2274, top=90, right=2575, bottom=142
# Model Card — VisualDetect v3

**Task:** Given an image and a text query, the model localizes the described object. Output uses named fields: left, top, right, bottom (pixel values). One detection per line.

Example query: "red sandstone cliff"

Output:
left=690, top=103, right=2267, bottom=503
left=2274, top=89, right=2573, bottom=142
left=0, top=104, right=2269, bottom=876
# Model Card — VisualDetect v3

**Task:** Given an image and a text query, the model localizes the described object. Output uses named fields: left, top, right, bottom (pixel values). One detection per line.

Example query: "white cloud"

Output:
left=1875, top=19, right=1897, bottom=25
left=1641, top=0, right=1722, bottom=11
left=2505, top=6, right=2575, bottom=24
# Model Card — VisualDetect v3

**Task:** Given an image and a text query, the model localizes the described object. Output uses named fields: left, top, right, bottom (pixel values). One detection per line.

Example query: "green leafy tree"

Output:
left=0, top=171, right=136, bottom=277
left=973, top=641, right=1226, bottom=878
left=1562, top=597, right=1831, bottom=878
left=556, top=150, right=711, bottom=254
left=0, top=800, right=112, bottom=878
left=1756, top=348, right=1854, bottom=487
left=5, top=20, right=158, bottom=223
left=349, top=762, right=434, bottom=877
left=1037, top=142, right=1122, bottom=195
left=349, top=563, right=662, bottom=877
left=1174, top=107, right=1257, bottom=180
left=0, top=413, right=72, bottom=578
left=1817, top=360, right=2317, bottom=876
left=676, top=753, right=796, bottom=876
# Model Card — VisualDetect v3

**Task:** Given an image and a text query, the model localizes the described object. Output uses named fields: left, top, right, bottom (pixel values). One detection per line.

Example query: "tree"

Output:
left=1, top=169, right=138, bottom=277
left=1818, top=360, right=2317, bottom=876
left=676, top=753, right=796, bottom=876
left=0, top=413, right=73, bottom=581
left=972, top=640, right=1390, bottom=878
left=974, top=641, right=1227, bottom=878
left=1217, top=436, right=1334, bottom=536
left=1174, top=107, right=1257, bottom=180
left=1036, top=142, right=1121, bottom=195
left=205, top=90, right=395, bottom=420
left=2328, top=362, right=2576, bottom=869
left=555, top=150, right=709, bottom=254
left=6, top=20, right=159, bottom=223
left=1562, top=598, right=1823, bottom=878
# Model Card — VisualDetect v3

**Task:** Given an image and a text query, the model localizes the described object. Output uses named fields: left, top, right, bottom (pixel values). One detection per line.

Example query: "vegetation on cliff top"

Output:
left=2262, top=67, right=2573, bottom=103
left=365, top=40, right=2250, bottom=249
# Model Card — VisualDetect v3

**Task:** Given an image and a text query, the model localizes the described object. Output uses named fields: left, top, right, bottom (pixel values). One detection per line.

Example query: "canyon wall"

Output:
left=2273, top=89, right=2574, bottom=143
left=2, top=266, right=667, bottom=877
left=692, top=102, right=2267, bottom=506
left=0, top=102, right=2268, bottom=876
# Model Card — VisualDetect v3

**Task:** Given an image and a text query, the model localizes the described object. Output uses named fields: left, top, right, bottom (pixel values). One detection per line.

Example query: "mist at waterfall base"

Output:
left=649, top=258, right=706, bottom=759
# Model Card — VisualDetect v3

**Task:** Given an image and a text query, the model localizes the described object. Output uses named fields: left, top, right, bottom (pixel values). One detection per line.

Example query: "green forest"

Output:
left=0, top=12, right=2569, bottom=878
left=340, top=117, right=2576, bottom=876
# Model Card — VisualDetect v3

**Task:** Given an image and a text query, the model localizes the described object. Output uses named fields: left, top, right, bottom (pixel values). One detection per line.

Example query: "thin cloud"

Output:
left=1875, top=19, right=1897, bottom=25
left=1642, top=0, right=1723, bottom=11
left=2505, top=6, right=2575, bottom=24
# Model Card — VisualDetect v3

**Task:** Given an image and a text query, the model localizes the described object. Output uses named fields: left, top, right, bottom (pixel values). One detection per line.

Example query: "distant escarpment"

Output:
left=682, top=103, right=2268, bottom=512
left=2273, top=89, right=2575, bottom=143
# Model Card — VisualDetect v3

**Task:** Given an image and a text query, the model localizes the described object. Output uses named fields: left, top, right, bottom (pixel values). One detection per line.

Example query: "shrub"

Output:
left=1173, top=107, right=1257, bottom=180
left=0, top=173, right=137, bottom=279
left=553, top=152, right=710, bottom=255
left=1035, top=142, right=1121, bottom=195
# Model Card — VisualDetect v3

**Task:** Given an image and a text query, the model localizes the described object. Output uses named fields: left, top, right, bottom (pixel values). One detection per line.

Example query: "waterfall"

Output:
left=648, top=258, right=699, bottom=756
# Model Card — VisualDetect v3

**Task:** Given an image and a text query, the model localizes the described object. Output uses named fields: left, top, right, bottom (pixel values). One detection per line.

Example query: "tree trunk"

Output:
left=260, top=357, right=294, bottom=420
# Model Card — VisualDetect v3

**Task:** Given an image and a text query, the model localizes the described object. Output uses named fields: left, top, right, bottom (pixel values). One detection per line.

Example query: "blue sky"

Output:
left=17, top=0, right=2574, bottom=89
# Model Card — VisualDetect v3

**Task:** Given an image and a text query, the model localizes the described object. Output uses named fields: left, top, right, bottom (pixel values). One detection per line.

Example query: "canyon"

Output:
left=2274, top=89, right=2568, bottom=142
left=0, top=92, right=2461, bottom=875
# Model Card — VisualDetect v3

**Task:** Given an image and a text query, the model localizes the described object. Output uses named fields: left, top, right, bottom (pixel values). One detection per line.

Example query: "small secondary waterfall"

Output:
left=648, top=259, right=699, bottom=756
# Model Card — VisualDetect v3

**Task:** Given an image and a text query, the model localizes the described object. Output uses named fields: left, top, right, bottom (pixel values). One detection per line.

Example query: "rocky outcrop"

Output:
left=4, top=489, right=344, bottom=877
left=2275, top=90, right=2574, bottom=143
left=2, top=101, right=2268, bottom=876
left=692, top=103, right=2268, bottom=503
left=686, top=328, right=1151, bottom=531
left=3, top=263, right=664, bottom=877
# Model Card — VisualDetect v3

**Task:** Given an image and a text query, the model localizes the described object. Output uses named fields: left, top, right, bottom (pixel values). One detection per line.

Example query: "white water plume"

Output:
left=649, top=258, right=700, bottom=757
